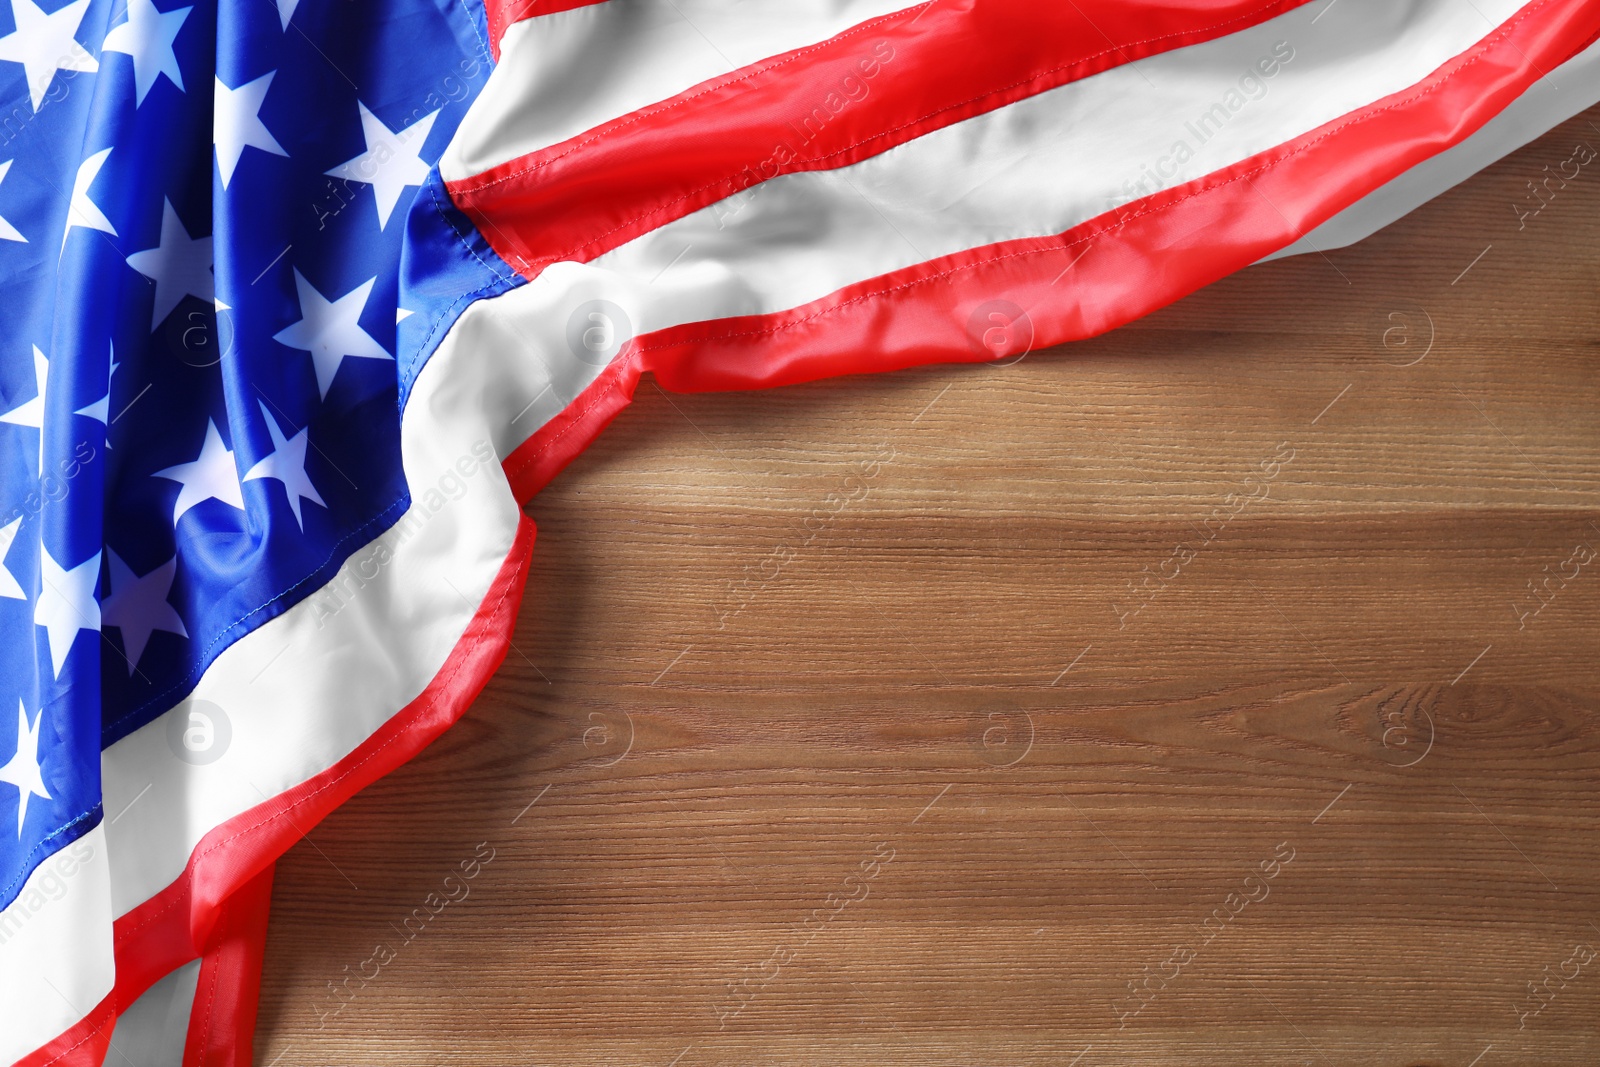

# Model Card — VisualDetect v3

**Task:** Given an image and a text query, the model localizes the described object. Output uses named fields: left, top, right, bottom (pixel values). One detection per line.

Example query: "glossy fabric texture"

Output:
left=0, top=0, right=494, bottom=1056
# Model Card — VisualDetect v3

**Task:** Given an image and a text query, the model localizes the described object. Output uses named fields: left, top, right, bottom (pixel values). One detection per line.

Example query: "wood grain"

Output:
left=254, top=109, right=1600, bottom=1066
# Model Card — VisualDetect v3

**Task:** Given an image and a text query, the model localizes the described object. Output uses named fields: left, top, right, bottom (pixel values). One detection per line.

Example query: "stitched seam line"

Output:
left=409, top=179, right=518, bottom=371
left=38, top=1002, right=114, bottom=1067
left=457, top=0, right=493, bottom=66
left=196, top=944, right=221, bottom=1067
left=0, top=804, right=98, bottom=903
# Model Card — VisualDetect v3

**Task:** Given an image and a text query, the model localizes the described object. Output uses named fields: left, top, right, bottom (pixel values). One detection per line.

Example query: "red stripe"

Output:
left=181, top=864, right=275, bottom=1067
left=19, top=514, right=537, bottom=1066
left=450, top=0, right=1313, bottom=280
left=483, top=0, right=605, bottom=61
left=502, top=0, right=1600, bottom=468
left=505, top=355, right=640, bottom=501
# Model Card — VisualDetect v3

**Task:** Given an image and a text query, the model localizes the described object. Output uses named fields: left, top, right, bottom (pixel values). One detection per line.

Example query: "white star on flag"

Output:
left=102, top=0, right=191, bottom=106
left=35, top=546, right=100, bottom=678
left=102, top=549, right=187, bottom=671
left=326, top=103, right=438, bottom=229
left=0, top=516, right=23, bottom=600
left=275, top=0, right=299, bottom=31
left=0, top=0, right=99, bottom=112
left=125, top=198, right=213, bottom=329
left=274, top=270, right=391, bottom=399
left=153, top=418, right=246, bottom=525
left=62, top=146, right=117, bottom=251
left=74, top=340, right=117, bottom=427
left=0, top=159, right=25, bottom=242
left=0, top=701, right=51, bottom=837
left=214, top=71, right=287, bottom=188
left=244, top=400, right=325, bottom=531
left=0, top=344, right=47, bottom=474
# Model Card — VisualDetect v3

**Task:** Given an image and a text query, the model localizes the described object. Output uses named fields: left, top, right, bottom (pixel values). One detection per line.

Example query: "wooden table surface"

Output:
left=255, top=110, right=1600, bottom=1066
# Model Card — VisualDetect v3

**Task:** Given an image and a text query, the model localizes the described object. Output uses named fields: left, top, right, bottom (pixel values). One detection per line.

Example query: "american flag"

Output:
left=1, top=0, right=1598, bottom=1062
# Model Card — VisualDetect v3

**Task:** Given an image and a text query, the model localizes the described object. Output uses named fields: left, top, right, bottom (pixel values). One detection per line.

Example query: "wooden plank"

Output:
left=254, top=109, right=1600, bottom=1066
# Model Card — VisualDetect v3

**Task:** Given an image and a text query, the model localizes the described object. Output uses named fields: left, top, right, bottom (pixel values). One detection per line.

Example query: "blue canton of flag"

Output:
left=0, top=0, right=490, bottom=978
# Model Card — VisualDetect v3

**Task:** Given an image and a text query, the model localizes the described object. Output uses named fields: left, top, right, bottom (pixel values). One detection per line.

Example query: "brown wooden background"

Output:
left=254, top=110, right=1600, bottom=1066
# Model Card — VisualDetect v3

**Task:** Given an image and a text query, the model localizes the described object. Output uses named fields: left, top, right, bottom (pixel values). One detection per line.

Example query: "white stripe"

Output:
left=441, top=0, right=921, bottom=181
left=559, top=0, right=1527, bottom=337
left=0, top=823, right=113, bottom=1066
left=105, top=960, right=201, bottom=1067
left=1271, top=34, right=1600, bottom=260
